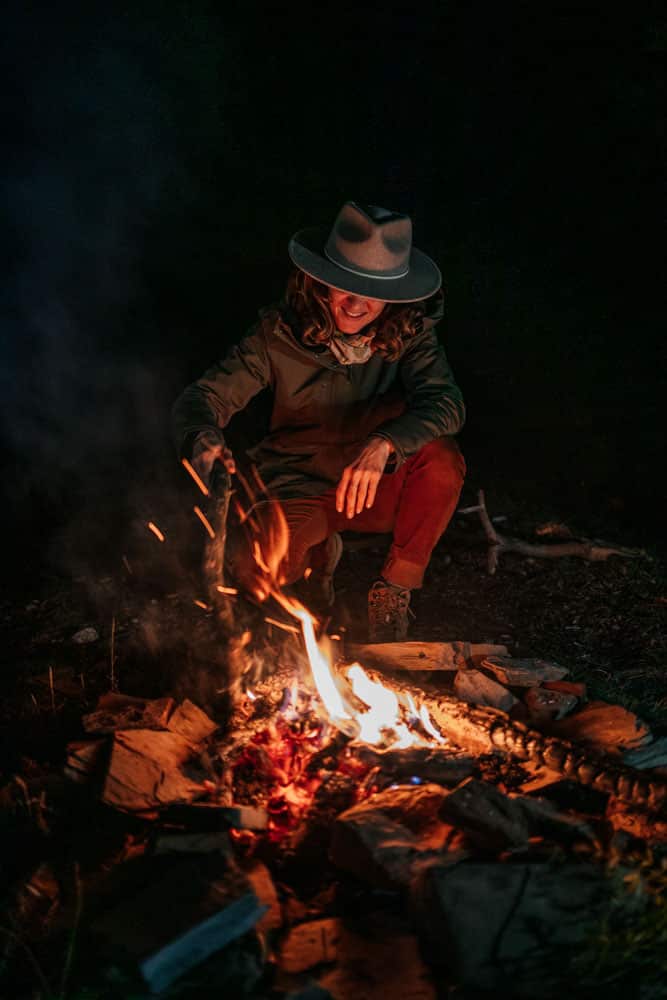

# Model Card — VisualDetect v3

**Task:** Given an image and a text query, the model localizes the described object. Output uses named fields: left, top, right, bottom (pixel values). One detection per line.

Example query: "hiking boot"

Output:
left=368, top=580, right=412, bottom=642
left=310, top=532, right=343, bottom=606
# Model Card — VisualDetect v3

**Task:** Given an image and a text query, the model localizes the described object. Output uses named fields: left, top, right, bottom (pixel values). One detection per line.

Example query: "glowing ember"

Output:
left=216, top=585, right=238, bottom=595
left=264, top=616, right=300, bottom=635
left=181, top=457, right=210, bottom=496
left=147, top=521, right=165, bottom=542
left=193, top=599, right=210, bottom=611
left=193, top=505, right=215, bottom=539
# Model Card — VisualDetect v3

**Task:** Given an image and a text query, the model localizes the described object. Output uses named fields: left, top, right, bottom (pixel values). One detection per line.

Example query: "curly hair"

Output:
left=268, top=268, right=426, bottom=362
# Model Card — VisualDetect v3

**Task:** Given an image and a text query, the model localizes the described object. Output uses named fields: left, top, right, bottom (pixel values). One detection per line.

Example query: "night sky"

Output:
left=1, top=2, right=664, bottom=580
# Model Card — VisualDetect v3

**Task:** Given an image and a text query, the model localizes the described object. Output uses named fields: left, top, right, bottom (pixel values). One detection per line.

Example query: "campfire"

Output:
left=6, top=475, right=667, bottom=999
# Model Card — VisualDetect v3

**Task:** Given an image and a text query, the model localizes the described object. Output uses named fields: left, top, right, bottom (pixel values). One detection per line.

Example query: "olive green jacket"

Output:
left=172, top=295, right=465, bottom=499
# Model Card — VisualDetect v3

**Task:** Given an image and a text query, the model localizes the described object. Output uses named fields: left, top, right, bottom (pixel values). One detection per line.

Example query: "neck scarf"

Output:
left=329, top=331, right=374, bottom=365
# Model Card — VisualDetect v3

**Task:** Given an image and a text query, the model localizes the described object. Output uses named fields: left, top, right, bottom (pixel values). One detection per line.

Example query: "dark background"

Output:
left=1, top=1, right=664, bottom=585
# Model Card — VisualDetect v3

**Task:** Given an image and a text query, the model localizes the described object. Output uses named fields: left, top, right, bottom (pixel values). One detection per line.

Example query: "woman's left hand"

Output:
left=336, top=437, right=394, bottom=519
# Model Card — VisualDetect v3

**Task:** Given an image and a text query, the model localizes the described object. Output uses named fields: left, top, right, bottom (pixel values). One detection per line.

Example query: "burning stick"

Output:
left=203, top=464, right=234, bottom=629
left=476, top=489, right=644, bottom=575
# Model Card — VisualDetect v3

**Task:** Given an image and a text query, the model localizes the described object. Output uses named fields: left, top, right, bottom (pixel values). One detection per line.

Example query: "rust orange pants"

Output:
left=267, top=436, right=465, bottom=590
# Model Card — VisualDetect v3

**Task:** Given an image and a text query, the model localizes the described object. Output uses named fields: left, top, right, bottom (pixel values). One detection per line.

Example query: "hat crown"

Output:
left=324, top=201, right=413, bottom=280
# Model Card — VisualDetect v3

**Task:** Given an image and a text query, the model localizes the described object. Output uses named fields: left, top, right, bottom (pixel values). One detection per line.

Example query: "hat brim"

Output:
left=288, top=226, right=441, bottom=303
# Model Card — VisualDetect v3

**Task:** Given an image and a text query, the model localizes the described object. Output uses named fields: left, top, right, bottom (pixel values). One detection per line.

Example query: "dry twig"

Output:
left=475, top=490, right=644, bottom=575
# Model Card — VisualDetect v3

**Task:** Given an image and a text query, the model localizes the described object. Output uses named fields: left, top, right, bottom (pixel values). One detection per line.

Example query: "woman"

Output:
left=172, top=201, right=466, bottom=640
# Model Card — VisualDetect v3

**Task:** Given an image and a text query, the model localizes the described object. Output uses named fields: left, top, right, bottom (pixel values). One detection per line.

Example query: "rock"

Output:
left=438, top=778, right=595, bottom=851
left=359, top=783, right=449, bottom=831
left=523, top=686, right=578, bottom=724
left=330, top=784, right=463, bottom=888
left=439, top=779, right=532, bottom=850
left=623, top=736, right=667, bottom=770
left=331, top=809, right=426, bottom=889
left=482, top=655, right=569, bottom=686
left=167, top=699, right=218, bottom=744
left=279, top=918, right=341, bottom=973
left=548, top=700, right=651, bottom=752
left=411, top=860, right=631, bottom=995
left=72, top=626, right=99, bottom=644
left=453, top=669, right=519, bottom=712
left=347, top=641, right=509, bottom=672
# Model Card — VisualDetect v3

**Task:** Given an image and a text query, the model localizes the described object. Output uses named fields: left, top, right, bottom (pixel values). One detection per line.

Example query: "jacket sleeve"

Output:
left=369, top=314, right=465, bottom=463
left=171, top=323, right=273, bottom=459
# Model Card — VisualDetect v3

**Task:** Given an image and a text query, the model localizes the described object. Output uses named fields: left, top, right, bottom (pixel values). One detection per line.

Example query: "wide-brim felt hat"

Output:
left=288, top=201, right=441, bottom=303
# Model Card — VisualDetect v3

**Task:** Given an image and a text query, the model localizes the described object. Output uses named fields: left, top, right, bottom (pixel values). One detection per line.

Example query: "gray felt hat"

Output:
left=288, top=201, right=441, bottom=303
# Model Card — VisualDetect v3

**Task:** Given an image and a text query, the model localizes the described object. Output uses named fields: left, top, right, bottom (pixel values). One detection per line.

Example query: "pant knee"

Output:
left=415, top=437, right=466, bottom=489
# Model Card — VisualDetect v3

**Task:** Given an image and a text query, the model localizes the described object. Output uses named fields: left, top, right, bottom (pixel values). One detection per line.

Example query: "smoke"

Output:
left=0, top=5, right=233, bottom=575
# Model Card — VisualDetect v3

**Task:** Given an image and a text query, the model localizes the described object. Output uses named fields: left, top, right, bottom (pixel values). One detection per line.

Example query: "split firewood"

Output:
left=481, top=655, right=568, bottom=687
left=474, top=489, right=644, bottom=575
left=102, top=729, right=207, bottom=811
left=82, top=693, right=174, bottom=734
left=346, top=640, right=509, bottom=672
left=167, top=699, right=218, bottom=745
left=453, top=669, right=519, bottom=713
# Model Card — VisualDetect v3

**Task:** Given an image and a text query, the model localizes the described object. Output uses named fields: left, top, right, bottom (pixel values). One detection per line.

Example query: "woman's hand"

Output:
left=192, top=438, right=236, bottom=486
left=336, top=437, right=393, bottom=519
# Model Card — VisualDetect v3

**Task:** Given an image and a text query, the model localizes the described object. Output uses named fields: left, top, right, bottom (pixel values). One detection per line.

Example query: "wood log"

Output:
left=482, top=656, right=568, bottom=686
left=167, top=699, right=218, bottom=744
left=346, top=641, right=508, bottom=672
left=357, top=667, right=667, bottom=812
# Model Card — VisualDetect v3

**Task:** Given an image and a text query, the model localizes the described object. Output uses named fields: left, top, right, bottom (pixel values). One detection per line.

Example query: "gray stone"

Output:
left=439, top=779, right=596, bottom=851
left=330, top=784, right=464, bottom=888
left=72, top=626, right=100, bottom=644
left=411, top=860, right=634, bottom=995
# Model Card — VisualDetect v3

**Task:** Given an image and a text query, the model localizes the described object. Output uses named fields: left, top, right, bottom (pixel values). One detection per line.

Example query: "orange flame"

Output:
left=236, top=469, right=449, bottom=751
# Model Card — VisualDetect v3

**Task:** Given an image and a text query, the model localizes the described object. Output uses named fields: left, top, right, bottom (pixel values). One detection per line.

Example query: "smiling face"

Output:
left=327, top=286, right=386, bottom=335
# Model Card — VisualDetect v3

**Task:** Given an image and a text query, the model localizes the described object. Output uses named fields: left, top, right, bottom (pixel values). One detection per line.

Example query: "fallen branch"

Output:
left=475, top=490, right=644, bottom=575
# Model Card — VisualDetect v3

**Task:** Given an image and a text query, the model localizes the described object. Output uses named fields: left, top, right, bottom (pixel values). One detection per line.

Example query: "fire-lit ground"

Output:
left=1, top=495, right=666, bottom=998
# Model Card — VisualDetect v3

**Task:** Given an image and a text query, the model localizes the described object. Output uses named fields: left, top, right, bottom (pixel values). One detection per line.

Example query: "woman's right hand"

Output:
left=191, top=437, right=236, bottom=486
